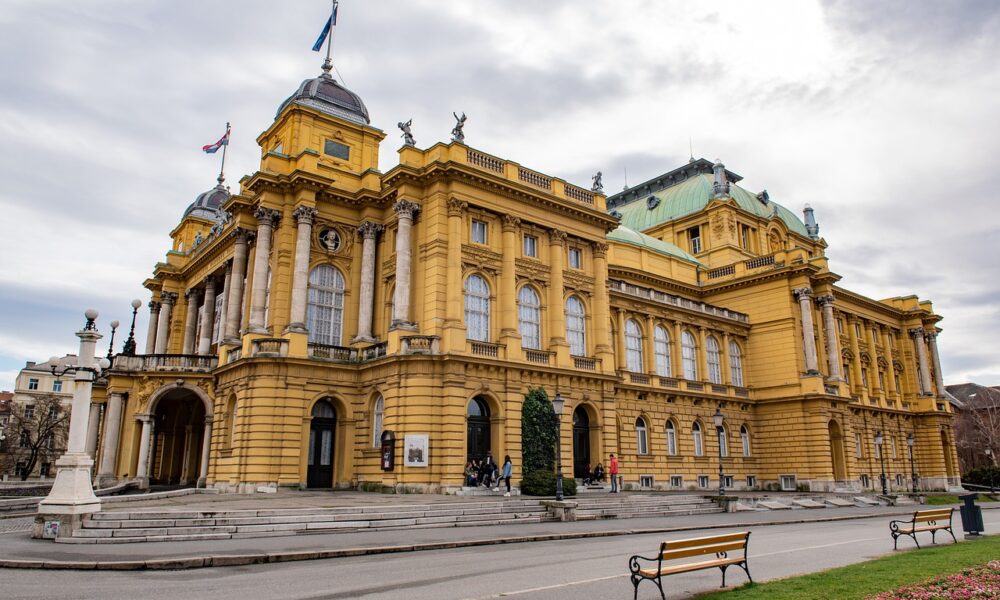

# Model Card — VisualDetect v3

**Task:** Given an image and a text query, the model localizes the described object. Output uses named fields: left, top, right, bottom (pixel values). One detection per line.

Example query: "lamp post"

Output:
left=985, top=447, right=995, bottom=466
left=907, top=433, right=918, bottom=492
left=36, top=310, right=111, bottom=539
left=552, top=392, right=564, bottom=502
left=714, top=407, right=725, bottom=497
left=875, top=431, right=888, bottom=495
left=121, top=299, right=142, bottom=356
left=105, top=320, right=120, bottom=361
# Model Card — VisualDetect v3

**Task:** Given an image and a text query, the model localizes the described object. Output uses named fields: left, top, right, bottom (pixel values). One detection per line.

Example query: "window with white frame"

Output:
left=23, top=405, right=34, bottom=420
left=729, top=341, right=744, bottom=386
left=639, top=475, right=654, bottom=488
left=723, top=475, right=734, bottom=488
left=718, top=424, right=728, bottom=457
left=635, top=417, right=649, bottom=455
left=697, top=475, right=709, bottom=488
left=464, top=274, right=491, bottom=341
left=670, top=475, right=683, bottom=488
left=307, top=265, right=346, bottom=346
left=28, top=378, right=38, bottom=391
left=523, top=234, right=537, bottom=258
left=665, top=420, right=677, bottom=455
left=706, top=335, right=722, bottom=384
left=565, top=296, right=587, bottom=356
left=895, top=473, right=904, bottom=486
left=52, top=380, right=62, bottom=393
left=692, top=421, right=704, bottom=456
left=740, top=425, right=751, bottom=457
left=780, top=475, right=797, bottom=491
left=625, top=319, right=644, bottom=373
left=372, top=396, right=384, bottom=448
left=517, top=286, right=542, bottom=350
left=471, top=220, right=487, bottom=244
left=855, top=432, right=863, bottom=458
left=654, top=326, right=672, bottom=376
left=860, top=474, right=870, bottom=488
left=746, top=475, right=757, bottom=488
left=681, top=331, right=698, bottom=380
left=568, top=247, right=582, bottom=269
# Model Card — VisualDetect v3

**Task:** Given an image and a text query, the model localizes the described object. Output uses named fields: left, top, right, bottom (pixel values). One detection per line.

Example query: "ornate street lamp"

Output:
left=105, top=320, right=120, bottom=361
left=875, top=431, right=888, bottom=495
left=714, top=407, right=725, bottom=497
left=907, top=433, right=918, bottom=493
left=552, top=392, right=565, bottom=502
left=120, top=299, right=142, bottom=356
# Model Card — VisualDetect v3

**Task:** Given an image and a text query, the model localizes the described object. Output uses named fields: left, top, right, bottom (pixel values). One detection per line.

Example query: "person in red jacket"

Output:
left=609, top=453, right=619, bottom=493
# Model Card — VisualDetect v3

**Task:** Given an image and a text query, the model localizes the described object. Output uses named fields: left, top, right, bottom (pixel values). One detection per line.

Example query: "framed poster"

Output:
left=404, top=434, right=429, bottom=467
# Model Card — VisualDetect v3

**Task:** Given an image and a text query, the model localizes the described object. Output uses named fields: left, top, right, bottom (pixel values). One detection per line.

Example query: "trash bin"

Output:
left=958, top=493, right=985, bottom=536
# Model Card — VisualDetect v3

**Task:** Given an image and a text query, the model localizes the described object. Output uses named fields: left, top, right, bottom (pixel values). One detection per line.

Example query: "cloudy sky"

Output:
left=0, top=0, right=998, bottom=391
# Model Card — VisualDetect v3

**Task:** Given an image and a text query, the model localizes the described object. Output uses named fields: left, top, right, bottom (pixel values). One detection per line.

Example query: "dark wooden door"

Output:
left=573, top=407, right=591, bottom=479
left=467, top=417, right=490, bottom=462
left=307, top=401, right=336, bottom=489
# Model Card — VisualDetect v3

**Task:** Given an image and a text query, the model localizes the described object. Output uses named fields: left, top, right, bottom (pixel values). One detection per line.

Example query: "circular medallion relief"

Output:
left=319, top=228, right=342, bottom=253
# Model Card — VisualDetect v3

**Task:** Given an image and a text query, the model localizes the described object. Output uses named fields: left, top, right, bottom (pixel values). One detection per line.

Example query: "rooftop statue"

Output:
left=451, top=112, right=466, bottom=143
left=591, top=171, right=604, bottom=193
left=398, top=119, right=415, bottom=146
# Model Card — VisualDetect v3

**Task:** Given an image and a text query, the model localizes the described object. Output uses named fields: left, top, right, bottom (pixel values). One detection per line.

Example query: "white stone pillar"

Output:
left=224, top=230, right=251, bottom=343
left=197, top=278, right=217, bottom=354
left=793, top=287, right=820, bottom=374
left=216, top=261, right=232, bottom=347
left=179, top=425, right=193, bottom=484
left=153, top=292, right=177, bottom=354
left=249, top=208, right=280, bottom=334
left=198, top=419, right=212, bottom=487
left=926, top=331, right=945, bottom=397
left=286, top=206, right=317, bottom=333
left=85, top=403, right=101, bottom=459
left=911, top=328, right=933, bottom=395
left=353, top=221, right=383, bottom=342
left=97, top=392, right=125, bottom=486
left=144, top=301, right=160, bottom=354
left=816, top=294, right=843, bottom=380
left=135, top=415, right=153, bottom=487
left=181, top=289, right=200, bottom=355
left=390, top=200, right=419, bottom=329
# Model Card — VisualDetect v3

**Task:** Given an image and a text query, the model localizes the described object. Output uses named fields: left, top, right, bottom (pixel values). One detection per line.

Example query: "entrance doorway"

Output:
left=307, top=400, right=336, bottom=489
left=149, top=391, right=206, bottom=486
left=466, top=397, right=491, bottom=462
left=829, top=420, right=847, bottom=482
left=573, top=406, right=591, bottom=478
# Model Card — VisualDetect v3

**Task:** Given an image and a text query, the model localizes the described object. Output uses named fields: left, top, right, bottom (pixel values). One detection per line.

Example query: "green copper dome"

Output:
left=607, top=225, right=702, bottom=265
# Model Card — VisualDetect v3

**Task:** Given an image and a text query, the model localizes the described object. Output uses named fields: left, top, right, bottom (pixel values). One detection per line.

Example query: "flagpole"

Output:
left=323, top=0, right=337, bottom=75
left=218, top=122, right=230, bottom=186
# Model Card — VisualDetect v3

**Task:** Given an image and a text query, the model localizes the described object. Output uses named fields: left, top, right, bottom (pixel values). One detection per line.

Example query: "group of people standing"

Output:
left=464, top=452, right=513, bottom=497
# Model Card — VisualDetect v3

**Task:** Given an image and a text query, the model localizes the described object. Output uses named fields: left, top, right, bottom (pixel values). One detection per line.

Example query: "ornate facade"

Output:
left=88, top=62, right=961, bottom=494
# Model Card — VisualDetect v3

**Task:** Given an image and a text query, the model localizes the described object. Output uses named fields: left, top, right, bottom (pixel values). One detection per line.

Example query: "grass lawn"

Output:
left=924, top=493, right=997, bottom=505
left=693, top=534, right=999, bottom=600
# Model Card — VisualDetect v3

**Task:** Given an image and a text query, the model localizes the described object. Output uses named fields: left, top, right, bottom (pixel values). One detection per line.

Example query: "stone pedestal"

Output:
left=541, top=499, right=579, bottom=522
left=34, top=453, right=101, bottom=539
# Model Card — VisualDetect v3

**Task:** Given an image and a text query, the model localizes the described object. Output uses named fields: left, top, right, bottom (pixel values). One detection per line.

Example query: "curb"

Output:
left=0, top=509, right=941, bottom=571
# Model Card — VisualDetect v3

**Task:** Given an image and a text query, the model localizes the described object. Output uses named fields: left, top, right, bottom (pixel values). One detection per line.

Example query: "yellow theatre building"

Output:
left=87, top=57, right=961, bottom=495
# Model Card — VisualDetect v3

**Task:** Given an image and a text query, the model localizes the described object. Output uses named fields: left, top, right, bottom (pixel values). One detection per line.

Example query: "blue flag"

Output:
left=311, top=4, right=338, bottom=52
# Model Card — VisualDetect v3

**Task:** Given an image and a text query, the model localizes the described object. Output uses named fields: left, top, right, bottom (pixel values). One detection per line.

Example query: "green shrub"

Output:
left=963, top=465, right=1000, bottom=489
left=521, top=388, right=557, bottom=473
left=519, top=469, right=577, bottom=496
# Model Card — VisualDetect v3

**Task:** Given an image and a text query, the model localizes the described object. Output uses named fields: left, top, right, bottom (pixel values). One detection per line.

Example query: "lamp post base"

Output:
left=34, top=453, right=101, bottom=539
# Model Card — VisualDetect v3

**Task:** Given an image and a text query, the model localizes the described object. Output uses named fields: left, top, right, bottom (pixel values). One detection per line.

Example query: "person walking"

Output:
left=501, top=455, right=513, bottom=497
left=609, top=453, right=619, bottom=493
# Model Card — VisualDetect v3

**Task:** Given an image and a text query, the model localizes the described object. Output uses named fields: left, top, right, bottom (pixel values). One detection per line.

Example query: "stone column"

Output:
left=911, top=328, right=933, bottom=395
left=500, top=216, right=520, bottom=339
left=153, top=292, right=177, bottom=354
left=882, top=327, right=898, bottom=396
left=591, top=242, right=612, bottom=366
left=181, top=289, right=200, bottom=355
left=179, top=425, right=193, bottom=484
left=144, top=301, right=160, bottom=354
left=816, top=295, right=842, bottom=380
left=547, top=230, right=568, bottom=361
left=671, top=320, right=684, bottom=378
left=615, top=309, right=627, bottom=371
left=697, top=326, right=709, bottom=381
left=926, top=331, right=946, bottom=396
left=197, top=278, right=217, bottom=354
left=353, top=221, right=383, bottom=342
left=644, top=315, right=656, bottom=374
left=793, top=287, right=820, bottom=375
left=249, top=208, right=280, bottom=334
left=85, top=403, right=101, bottom=459
left=445, top=199, right=466, bottom=327
left=198, top=419, right=212, bottom=487
left=224, top=230, right=251, bottom=343
left=286, top=206, right=318, bottom=333
left=847, top=317, right=863, bottom=393
left=390, top=200, right=420, bottom=329
left=97, top=392, right=125, bottom=486
left=721, top=332, right=732, bottom=385
left=216, top=261, right=232, bottom=347
left=135, top=415, right=153, bottom=488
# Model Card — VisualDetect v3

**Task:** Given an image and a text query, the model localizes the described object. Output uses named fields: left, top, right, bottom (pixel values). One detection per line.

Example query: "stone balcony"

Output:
left=112, top=354, right=218, bottom=374
left=621, top=370, right=751, bottom=399
left=609, top=280, right=749, bottom=324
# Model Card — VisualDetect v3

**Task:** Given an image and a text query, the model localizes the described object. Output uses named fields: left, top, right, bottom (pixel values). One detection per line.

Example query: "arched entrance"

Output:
left=467, top=397, right=491, bottom=462
left=149, top=390, right=207, bottom=486
left=828, top=420, right=847, bottom=482
left=573, top=406, right=591, bottom=478
left=307, top=400, right=337, bottom=489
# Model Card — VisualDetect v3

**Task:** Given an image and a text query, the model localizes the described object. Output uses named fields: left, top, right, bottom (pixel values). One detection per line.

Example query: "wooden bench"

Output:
left=628, top=531, right=752, bottom=600
left=890, top=508, right=958, bottom=550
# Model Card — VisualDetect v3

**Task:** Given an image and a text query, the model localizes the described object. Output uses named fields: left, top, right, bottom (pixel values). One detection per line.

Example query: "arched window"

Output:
left=625, top=319, right=644, bottom=373
left=692, top=421, right=704, bottom=457
left=464, top=274, right=490, bottom=341
left=654, top=325, right=672, bottom=377
left=729, top=341, right=744, bottom=386
left=635, top=417, right=649, bottom=455
left=740, top=425, right=751, bottom=457
left=225, top=397, right=238, bottom=449
left=718, top=424, right=729, bottom=457
left=372, top=396, right=384, bottom=448
left=706, top=335, right=722, bottom=384
left=307, top=265, right=345, bottom=345
left=565, top=296, right=587, bottom=356
left=665, top=419, right=677, bottom=456
left=517, top=286, right=541, bottom=350
left=682, top=331, right=698, bottom=380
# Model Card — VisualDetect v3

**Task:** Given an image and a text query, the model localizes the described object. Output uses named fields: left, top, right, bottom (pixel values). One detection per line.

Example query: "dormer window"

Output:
left=323, top=139, right=350, bottom=160
left=688, top=226, right=702, bottom=254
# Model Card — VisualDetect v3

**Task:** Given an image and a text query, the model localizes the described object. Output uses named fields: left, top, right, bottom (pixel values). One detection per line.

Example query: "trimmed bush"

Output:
left=519, top=469, right=577, bottom=497
left=521, top=388, right=557, bottom=473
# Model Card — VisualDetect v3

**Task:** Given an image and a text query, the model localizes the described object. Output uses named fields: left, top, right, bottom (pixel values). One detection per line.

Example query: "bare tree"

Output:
left=0, top=395, right=69, bottom=481
left=955, top=386, right=1000, bottom=472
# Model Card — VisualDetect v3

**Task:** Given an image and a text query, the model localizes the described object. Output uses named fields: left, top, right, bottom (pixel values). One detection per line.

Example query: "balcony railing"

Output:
left=744, top=255, right=775, bottom=270
left=470, top=340, right=503, bottom=358
left=251, top=338, right=288, bottom=357
left=524, top=349, right=552, bottom=365
left=309, top=342, right=387, bottom=362
left=686, top=382, right=705, bottom=391
left=659, top=377, right=679, bottom=389
left=462, top=147, right=602, bottom=209
left=112, top=354, right=218, bottom=373
left=627, top=372, right=651, bottom=385
left=572, top=355, right=598, bottom=370
left=227, top=347, right=242, bottom=363
left=401, top=335, right=439, bottom=355
left=609, top=280, right=749, bottom=324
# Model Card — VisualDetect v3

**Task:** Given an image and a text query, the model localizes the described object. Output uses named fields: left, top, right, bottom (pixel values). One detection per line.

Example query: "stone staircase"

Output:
left=573, top=494, right=723, bottom=520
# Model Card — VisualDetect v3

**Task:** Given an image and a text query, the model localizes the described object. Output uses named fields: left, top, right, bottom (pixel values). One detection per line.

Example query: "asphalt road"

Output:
left=2, top=511, right=997, bottom=600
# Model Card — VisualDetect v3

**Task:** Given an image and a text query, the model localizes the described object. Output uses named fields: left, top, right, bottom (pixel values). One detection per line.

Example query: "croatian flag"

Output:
left=311, top=3, right=338, bottom=52
left=202, top=129, right=230, bottom=154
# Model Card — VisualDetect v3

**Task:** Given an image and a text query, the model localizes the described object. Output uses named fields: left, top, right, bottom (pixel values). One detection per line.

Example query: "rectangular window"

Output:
left=523, top=235, right=537, bottom=258
left=19, top=430, right=30, bottom=448
left=639, top=475, right=654, bottom=488
left=40, top=463, right=51, bottom=478
left=670, top=475, right=683, bottom=488
left=723, top=475, right=734, bottom=488
left=855, top=322, right=862, bottom=338
left=48, top=405, right=59, bottom=419
left=895, top=474, right=904, bottom=487
left=878, top=371, right=885, bottom=391
left=894, top=373, right=902, bottom=393
left=471, top=220, right=487, bottom=244
left=890, top=436, right=897, bottom=459
left=568, top=247, right=582, bottom=269
left=780, top=475, right=796, bottom=491
left=740, top=224, right=752, bottom=250
left=860, top=474, right=870, bottom=488
left=746, top=475, right=757, bottom=489
left=28, top=378, right=38, bottom=391
left=323, top=139, right=350, bottom=160
left=855, top=432, right=863, bottom=458
left=23, top=405, right=34, bottom=420
left=837, top=318, right=844, bottom=334
left=861, top=367, right=869, bottom=388
left=52, top=380, right=62, bottom=392
left=697, top=475, right=709, bottom=488
left=688, top=227, right=702, bottom=254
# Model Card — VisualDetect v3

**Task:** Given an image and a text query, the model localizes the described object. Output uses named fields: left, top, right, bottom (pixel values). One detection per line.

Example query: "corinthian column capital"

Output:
left=393, top=199, right=420, bottom=219
left=591, top=241, right=609, bottom=258
left=792, top=287, right=813, bottom=301
left=254, top=207, right=281, bottom=227
left=814, top=294, right=835, bottom=307
left=160, top=291, right=178, bottom=305
left=924, top=331, right=938, bottom=342
left=447, top=198, right=468, bottom=216
left=357, top=221, right=384, bottom=240
left=293, top=205, right=318, bottom=225
left=501, top=215, right=521, bottom=232
left=548, top=230, right=568, bottom=246
left=909, top=327, right=926, bottom=339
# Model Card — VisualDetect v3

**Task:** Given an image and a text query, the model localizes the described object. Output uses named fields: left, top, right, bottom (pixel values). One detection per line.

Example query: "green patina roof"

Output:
left=615, top=173, right=809, bottom=237
left=607, top=225, right=702, bottom=265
